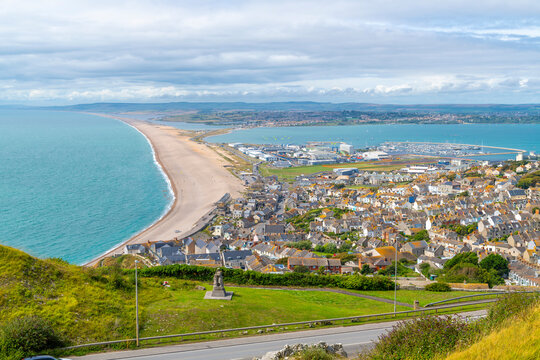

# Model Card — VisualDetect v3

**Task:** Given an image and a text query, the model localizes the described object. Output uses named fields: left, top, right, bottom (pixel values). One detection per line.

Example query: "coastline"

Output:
left=83, top=113, right=243, bottom=267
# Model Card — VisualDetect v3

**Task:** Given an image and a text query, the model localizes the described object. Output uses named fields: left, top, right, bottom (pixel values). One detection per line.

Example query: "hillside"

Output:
left=0, top=245, right=136, bottom=345
left=445, top=304, right=540, bottom=360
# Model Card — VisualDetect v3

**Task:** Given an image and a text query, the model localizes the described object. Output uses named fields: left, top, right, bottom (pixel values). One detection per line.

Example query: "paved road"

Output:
left=73, top=310, right=486, bottom=360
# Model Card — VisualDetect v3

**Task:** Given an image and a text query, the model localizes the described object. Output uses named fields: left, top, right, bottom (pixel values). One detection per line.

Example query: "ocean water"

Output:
left=207, top=123, right=540, bottom=158
left=0, top=110, right=172, bottom=264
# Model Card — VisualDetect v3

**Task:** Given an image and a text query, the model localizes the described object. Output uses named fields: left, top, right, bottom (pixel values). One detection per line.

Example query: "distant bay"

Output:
left=207, top=123, right=540, bottom=159
left=0, top=110, right=172, bottom=264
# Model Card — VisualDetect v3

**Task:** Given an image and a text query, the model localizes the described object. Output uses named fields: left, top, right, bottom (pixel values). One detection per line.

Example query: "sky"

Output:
left=1, top=0, right=539, bottom=105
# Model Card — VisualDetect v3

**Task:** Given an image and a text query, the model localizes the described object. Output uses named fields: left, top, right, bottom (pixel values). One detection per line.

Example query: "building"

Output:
left=339, top=143, right=354, bottom=154
left=287, top=257, right=342, bottom=274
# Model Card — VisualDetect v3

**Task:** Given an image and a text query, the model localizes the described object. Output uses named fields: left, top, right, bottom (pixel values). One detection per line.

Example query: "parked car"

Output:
left=23, top=356, right=71, bottom=360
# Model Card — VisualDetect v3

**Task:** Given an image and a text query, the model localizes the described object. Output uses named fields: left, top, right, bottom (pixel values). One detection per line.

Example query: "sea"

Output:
left=0, top=110, right=172, bottom=264
left=206, top=123, right=540, bottom=158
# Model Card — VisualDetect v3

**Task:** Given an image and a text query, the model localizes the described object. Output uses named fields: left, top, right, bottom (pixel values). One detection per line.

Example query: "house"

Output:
left=221, top=250, right=253, bottom=269
left=124, top=244, right=147, bottom=255
left=287, top=257, right=342, bottom=274
left=401, top=241, right=428, bottom=257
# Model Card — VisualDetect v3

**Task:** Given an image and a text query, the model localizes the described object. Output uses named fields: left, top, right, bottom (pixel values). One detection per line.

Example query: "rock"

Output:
left=195, top=285, right=206, bottom=290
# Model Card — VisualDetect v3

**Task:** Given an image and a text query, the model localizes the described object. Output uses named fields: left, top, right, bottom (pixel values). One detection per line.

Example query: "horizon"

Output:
left=1, top=1, right=539, bottom=105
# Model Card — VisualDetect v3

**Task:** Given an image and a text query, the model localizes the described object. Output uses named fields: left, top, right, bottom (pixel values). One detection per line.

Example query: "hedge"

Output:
left=137, top=264, right=396, bottom=291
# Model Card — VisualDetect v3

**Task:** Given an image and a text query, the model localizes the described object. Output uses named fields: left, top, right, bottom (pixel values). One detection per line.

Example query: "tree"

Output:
left=419, top=262, right=431, bottom=278
left=443, top=252, right=479, bottom=270
left=286, top=240, right=312, bottom=250
left=411, top=230, right=430, bottom=242
left=361, top=264, right=373, bottom=275
left=479, top=254, right=509, bottom=278
left=324, top=243, right=338, bottom=254
left=276, top=257, right=288, bottom=265
left=293, top=265, right=310, bottom=273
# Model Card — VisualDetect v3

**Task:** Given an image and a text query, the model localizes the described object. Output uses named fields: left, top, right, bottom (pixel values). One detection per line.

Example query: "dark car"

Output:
left=23, top=356, right=71, bottom=360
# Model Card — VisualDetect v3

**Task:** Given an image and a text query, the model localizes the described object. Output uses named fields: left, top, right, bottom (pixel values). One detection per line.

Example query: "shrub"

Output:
left=138, top=264, right=395, bottom=291
left=482, top=292, right=540, bottom=332
left=425, top=282, right=451, bottom=292
left=363, top=315, right=471, bottom=360
left=294, top=346, right=338, bottom=360
left=0, top=316, right=66, bottom=358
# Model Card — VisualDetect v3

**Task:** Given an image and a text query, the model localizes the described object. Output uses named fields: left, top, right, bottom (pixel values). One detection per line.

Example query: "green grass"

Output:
left=260, top=162, right=406, bottom=180
left=0, top=245, right=137, bottom=346
left=139, top=278, right=409, bottom=335
left=352, top=290, right=491, bottom=307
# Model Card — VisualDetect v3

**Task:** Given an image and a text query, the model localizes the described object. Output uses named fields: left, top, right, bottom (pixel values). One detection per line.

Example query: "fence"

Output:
left=424, top=290, right=539, bottom=308
left=62, top=300, right=488, bottom=351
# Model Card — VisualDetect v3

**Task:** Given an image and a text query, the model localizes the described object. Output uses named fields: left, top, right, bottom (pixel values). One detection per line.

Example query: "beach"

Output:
left=85, top=115, right=244, bottom=266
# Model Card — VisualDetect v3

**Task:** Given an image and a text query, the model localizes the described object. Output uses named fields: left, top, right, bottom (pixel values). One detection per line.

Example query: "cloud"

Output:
left=0, top=0, right=539, bottom=104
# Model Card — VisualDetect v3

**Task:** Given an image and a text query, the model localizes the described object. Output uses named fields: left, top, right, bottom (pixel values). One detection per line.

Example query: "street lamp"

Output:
left=394, top=240, right=398, bottom=314
left=135, top=260, right=139, bottom=346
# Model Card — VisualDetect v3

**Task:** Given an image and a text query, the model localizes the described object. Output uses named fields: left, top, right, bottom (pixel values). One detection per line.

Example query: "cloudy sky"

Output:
left=1, top=0, right=539, bottom=104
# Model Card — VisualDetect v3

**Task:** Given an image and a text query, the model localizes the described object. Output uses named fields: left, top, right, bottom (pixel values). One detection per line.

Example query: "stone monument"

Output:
left=204, top=269, right=233, bottom=300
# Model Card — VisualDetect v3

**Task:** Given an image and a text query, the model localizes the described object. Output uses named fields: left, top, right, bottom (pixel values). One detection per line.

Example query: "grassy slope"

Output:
left=356, top=290, right=490, bottom=307
left=445, top=305, right=540, bottom=360
left=0, top=245, right=136, bottom=345
left=139, top=278, right=408, bottom=335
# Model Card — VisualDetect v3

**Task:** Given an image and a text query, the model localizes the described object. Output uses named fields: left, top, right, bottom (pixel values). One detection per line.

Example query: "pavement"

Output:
left=72, top=310, right=487, bottom=360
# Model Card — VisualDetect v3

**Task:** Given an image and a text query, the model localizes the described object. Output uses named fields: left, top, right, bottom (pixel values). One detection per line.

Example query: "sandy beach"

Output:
left=85, top=115, right=244, bottom=266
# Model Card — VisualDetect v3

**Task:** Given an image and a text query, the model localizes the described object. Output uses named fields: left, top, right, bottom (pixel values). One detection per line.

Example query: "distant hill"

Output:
left=42, top=101, right=540, bottom=114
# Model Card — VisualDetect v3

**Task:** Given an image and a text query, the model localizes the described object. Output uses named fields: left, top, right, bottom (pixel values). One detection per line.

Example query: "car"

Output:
left=23, top=356, right=71, bottom=360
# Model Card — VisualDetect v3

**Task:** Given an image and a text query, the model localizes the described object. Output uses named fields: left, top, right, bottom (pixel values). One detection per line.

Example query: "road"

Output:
left=73, top=310, right=486, bottom=360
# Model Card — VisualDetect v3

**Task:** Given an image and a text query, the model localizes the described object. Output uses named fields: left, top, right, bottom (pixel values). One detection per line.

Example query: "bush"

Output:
left=138, top=264, right=396, bottom=291
left=0, top=316, right=66, bottom=358
left=363, top=315, right=471, bottom=360
left=482, top=292, right=540, bottom=332
left=425, top=282, right=451, bottom=292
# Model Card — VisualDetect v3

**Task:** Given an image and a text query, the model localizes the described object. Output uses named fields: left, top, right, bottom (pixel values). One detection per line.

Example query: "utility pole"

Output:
left=135, top=260, right=139, bottom=347
left=394, top=240, right=398, bottom=314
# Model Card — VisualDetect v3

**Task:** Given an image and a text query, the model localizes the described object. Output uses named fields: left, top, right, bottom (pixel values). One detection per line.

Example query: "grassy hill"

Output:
left=0, top=245, right=136, bottom=345
left=445, top=304, right=540, bottom=360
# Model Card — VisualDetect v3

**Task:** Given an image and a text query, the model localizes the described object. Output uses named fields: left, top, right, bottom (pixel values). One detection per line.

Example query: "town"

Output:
left=120, top=145, right=540, bottom=289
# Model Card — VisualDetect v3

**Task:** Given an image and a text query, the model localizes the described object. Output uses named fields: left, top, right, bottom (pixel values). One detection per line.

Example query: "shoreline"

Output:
left=83, top=113, right=243, bottom=267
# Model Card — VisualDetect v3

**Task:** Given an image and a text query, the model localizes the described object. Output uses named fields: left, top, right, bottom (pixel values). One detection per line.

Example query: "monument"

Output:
left=204, top=269, right=233, bottom=300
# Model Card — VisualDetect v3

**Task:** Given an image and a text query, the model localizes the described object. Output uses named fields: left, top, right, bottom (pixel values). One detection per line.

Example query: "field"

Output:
left=139, top=278, right=409, bottom=335
left=259, top=158, right=437, bottom=180
left=357, top=290, right=491, bottom=307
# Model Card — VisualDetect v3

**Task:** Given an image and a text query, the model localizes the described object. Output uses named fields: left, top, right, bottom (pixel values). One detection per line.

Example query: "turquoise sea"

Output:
left=207, top=123, right=540, bottom=158
left=0, top=110, right=172, bottom=264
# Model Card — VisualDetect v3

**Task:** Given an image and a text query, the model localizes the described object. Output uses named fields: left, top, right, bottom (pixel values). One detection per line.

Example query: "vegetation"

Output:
left=378, top=261, right=418, bottom=277
left=404, top=229, right=430, bottom=242
left=287, top=208, right=322, bottom=231
left=0, top=316, right=66, bottom=360
left=361, top=292, right=540, bottom=360
left=0, top=245, right=138, bottom=358
left=260, top=160, right=425, bottom=180
left=516, top=170, right=540, bottom=189
left=440, top=222, right=477, bottom=236
left=286, top=240, right=313, bottom=250
left=362, top=315, right=471, bottom=360
left=445, top=292, right=540, bottom=360
left=425, top=282, right=451, bottom=292
left=138, top=264, right=396, bottom=290
left=437, top=252, right=506, bottom=287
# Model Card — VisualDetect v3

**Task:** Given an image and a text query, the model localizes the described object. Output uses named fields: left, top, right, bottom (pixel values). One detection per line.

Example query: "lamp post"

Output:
left=135, top=260, right=139, bottom=347
left=394, top=240, right=398, bottom=314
